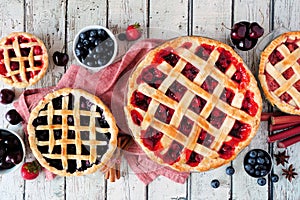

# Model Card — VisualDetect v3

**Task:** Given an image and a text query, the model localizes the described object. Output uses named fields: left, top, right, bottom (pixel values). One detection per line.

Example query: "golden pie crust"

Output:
left=0, top=32, right=48, bottom=88
left=27, top=88, right=118, bottom=176
left=125, top=36, right=262, bottom=172
left=259, top=31, right=300, bottom=115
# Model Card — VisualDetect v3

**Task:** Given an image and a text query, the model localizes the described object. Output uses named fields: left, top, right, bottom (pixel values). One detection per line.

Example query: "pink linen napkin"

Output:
left=14, top=38, right=190, bottom=184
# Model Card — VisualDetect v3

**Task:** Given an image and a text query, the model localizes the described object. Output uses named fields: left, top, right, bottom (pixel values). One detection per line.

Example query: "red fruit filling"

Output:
left=0, top=64, right=7, bottom=75
left=130, top=110, right=143, bottom=126
left=207, top=107, right=226, bottom=129
left=165, top=81, right=187, bottom=102
left=15, top=74, right=22, bottom=82
left=154, top=104, right=174, bottom=124
left=21, top=48, right=31, bottom=56
left=181, top=42, right=192, bottom=49
left=298, top=58, right=300, bottom=65
left=163, top=52, right=180, bottom=67
left=282, top=67, right=294, bottom=80
left=231, top=63, right=250, bottom=89
left=215, top=48, right=234, bottom=73
left=188, top=95, right=207, bottom=114
left=284, top=40, right=299, bottom=52
left=220, top=88, right=235, bottom=104
left=18, top=35, right=29, bottom=43
left=10, top=62, right=19, bottom=71
left=268, top=49, right=284, bottom=65
left=130, top=90, right=152, bottom=111
left=201, top=76, right=218, bottom=93
left=0, top=50, right=4, bottom=60
left=241, top=90, right=258, bottom=117
left=152, top=47, right=174, bottom=64
left=294, top=80, right=300, bottom=91
left=195, top=44, right=215, bottom=61
left=228, top=120, right=251, bottom=141
left=5, top=37, right=14, bottom=45
left=186, top=149, right=204, bottom=167
left=197, top=129, right=214, bottom=148
left=162, top=141, right=183, bottom=165
left=137, top=65, right=167, bottom=89
left=33, top=46, right=43, bottom=55
left=178, top=116, right=194, bottom=136
left=141, top=126, right=163, bottom=151
left=34, top=60, right=43, bottom=67
left=218, top=142, right=235, bottom=159
left=265, top=72, right=280, bottom=91
left=279, top=92, right=292, bottom=103
left=181, top=63, right=199, bottom=81
left=24, top=61, right=30, bottom=68
left=8, top=49, right=16, bottom=57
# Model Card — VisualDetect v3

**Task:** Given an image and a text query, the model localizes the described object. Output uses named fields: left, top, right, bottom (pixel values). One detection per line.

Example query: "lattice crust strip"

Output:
left=126, top=36, right=262, bottom=172
left=27, top=88, right=118, bottom=176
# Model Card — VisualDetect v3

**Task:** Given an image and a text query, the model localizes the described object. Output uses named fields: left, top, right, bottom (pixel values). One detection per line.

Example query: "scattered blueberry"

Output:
left=271, top=174, right=279, bottom=183
left=257, top=177, right=266, bottom=186
left=226, top=166, right=235, bottom=175
left=74, top=28, right=115, bottom=67
left=118, top=33, right=126, bottom=41
left=211, top=179, right=220, bottom=188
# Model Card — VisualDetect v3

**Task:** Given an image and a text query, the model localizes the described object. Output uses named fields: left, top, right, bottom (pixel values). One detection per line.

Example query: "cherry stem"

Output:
left=221, top=22, right=232, bottom=30
left=259, top=9, right=264, bottom=25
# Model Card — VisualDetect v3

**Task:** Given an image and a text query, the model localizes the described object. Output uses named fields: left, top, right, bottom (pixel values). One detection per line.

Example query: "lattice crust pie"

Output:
left=259, top=31, right=300, bottom=115
left=0, top=32, right=48, bottom=88
left=125, top=36, right=262, bottom=172
left=27, top=88, right=118, bottom=176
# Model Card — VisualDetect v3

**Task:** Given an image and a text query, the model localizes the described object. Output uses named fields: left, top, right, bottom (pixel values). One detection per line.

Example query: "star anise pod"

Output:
left=282, top=164, right=298, bottom=182
left=274, top=150, right=289, bottom=166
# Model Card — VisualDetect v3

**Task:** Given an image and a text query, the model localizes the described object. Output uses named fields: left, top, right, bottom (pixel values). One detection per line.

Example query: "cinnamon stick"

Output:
left=271, top=115, right=300, bottom=125
left=268, top=125, right=300, bottom=143
left=269, top=122, right=300, bottom=132
left=277, top=134, right=300, bottom=148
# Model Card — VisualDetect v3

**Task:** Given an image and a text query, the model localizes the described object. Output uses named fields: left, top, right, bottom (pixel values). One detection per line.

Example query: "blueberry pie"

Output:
left=27, top=88, right=118, bottom=176
left=125, top=36, right=262, bottom=172
left=259, top=31, right=300, bottom=115
left=0, top=32, right=48, bottom=88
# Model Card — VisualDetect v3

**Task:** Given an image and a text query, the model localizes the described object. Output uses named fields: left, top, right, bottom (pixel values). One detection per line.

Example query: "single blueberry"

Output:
left=257, top=151, right=265, bottom=157
left=104, top=38, right=114, bottom=47
left=244, top=164, right=252, bottom=172
left=249, top=150, right=257, bottom=158
left=271, top=174, right=279, bottom=183
left=77, top=42, right=84, bottom=49
left=79, top=32, right=87, bottom=40
left=83, top=39, right=90, bottom=46
left=226, top=166, right=235, bottom=175
left=257, top=177, right=266, bottom=186
left=248, top=158, right=256, bottom=165
left=90, top=30, right=97, bottom=37
left=257, top=157, right=265, bottom=164
left=118, top=33, right=126, bottom=41
left=260, top=170, right=268, bottom=176
left=255, top=170, right=261, bottom=176
left=211, top=179, right=220, bottom=188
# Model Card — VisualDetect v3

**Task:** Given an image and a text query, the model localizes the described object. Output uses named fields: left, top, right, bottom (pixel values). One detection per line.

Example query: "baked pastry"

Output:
left=0, top=32, right=48, bottom=88
left=259, top=31, right=300, bottom=115
left=27, top=88, right=118, bottom=176
left=125, top=36, right=262, bottom=172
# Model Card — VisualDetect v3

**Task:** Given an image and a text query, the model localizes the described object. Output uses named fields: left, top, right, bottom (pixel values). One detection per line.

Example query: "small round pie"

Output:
left=125, top=36, right=262, bottom=172
left=0, top=32, right=48, bottom=88
left=259, top=31, right=300, bottom=115
left=27, top=88, right=118, bottom=176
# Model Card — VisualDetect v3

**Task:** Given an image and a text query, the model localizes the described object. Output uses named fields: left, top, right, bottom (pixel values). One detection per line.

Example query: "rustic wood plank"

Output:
left=66, top=1, right=108, bottom=199
left=23, top=0, right=67, bottom=199
left=106, top=1, right=147, bottom=199
left=0, top=1, right=25, bottom=199
left=272, top=1, right=300, bottom=199
left=147, top=0, right=189, bottom=199
left=231, top=1, right=271, bottom=199
left=190, top=1, right=232, bottom=199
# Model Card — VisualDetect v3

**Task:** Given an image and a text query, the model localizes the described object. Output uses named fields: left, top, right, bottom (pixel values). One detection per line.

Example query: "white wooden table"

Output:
left=0, top=0, right=299, bottom=199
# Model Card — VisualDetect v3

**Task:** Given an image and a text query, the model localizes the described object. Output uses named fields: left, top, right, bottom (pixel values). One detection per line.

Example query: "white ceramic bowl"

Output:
left=73, top=25, right=118, bottom=71
left=0, top=128, right=25, bottom=175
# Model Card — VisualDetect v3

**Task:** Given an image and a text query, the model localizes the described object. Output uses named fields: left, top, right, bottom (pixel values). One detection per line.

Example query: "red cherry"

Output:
left=53, top=51, right=69, bottom=66
left=230, top=22, right=249, bottom=40
left=0, top=89, right=15, bottom=104
left=249, top=22, right=264, bottom=39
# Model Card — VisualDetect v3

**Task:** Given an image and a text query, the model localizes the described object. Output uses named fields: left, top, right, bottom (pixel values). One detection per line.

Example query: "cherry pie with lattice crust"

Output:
left=125, top=36, right=262, bottom=172
left=27, top=88, right=118, bottom=176
left=259, top=31, right=300, bottom=115
left=0, top=32, right=48, bottom=88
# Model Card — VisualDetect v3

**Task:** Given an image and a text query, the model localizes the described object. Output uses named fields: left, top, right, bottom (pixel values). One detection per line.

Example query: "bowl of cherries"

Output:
left=73, top=25, right=118, bottom=71
left=0, top=128, right=25, bottom=175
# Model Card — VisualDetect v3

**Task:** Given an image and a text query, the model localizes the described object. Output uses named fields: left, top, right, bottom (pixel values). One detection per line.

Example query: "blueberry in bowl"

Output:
left=73, top=25, right=117, bottom=70
left=0, top=128, right=25, bottom=175
left=243, top=149, right=272, bottom=178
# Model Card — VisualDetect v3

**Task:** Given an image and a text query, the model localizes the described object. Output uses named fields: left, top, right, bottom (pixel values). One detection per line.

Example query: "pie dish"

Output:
left=0, top=32, right=48, bottom=88
left=259, top=31, right=300, bottom=115
left=125, top=36, right=262, bottom=172
left=27, top=88, right=118, bottom=176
